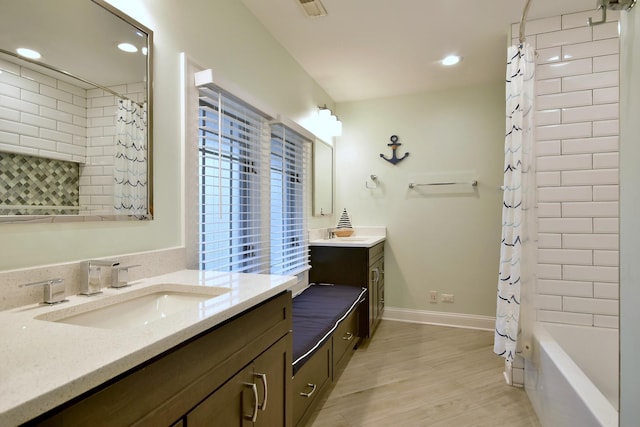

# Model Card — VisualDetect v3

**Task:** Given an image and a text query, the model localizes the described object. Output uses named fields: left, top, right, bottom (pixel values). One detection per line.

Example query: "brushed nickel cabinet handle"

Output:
left=255, top=372, right=268, bottom=411
left=243, top=382, right=259, bottom=422
left=342, top=331, right=354, bottom=341
left=300, top=383, right=317, bottom=398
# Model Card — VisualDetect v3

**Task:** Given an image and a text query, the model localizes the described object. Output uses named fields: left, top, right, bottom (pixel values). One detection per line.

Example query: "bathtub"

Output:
left=524, top=322, right=618, bottom=427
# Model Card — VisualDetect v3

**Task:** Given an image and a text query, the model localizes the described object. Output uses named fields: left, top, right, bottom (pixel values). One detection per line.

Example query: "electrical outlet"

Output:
left=430, top=291, right=438, bottom=303
left=441, top=294, right=455, bottom=303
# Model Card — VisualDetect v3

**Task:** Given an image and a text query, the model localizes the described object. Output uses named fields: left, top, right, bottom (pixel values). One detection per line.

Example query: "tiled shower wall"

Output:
left=0, top=57, right=87, bottom=162
left=513, top=10, right=620, bottom=330
left=0, top=55, right=144, bottom=214
left=82, top=83, right=145, bottom=213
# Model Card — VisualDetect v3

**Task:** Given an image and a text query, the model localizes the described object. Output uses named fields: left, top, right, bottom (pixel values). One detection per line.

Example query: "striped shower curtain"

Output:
left=494, top=43, right=535, bottom=362
left=114, top=99, right=148, bottom=216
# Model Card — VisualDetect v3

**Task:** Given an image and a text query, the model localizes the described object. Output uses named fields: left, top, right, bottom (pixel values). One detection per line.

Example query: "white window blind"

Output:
left=270, top=124, right=310, bottom=275
left=198, top=85, right=271, bottom=273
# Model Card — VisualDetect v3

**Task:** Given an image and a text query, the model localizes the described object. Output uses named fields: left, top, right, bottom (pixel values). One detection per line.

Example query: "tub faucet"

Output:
left=81, top=260, right=119, bottom=295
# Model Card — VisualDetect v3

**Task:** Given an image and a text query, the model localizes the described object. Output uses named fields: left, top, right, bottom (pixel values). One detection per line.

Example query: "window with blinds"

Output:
left=270, top=124, right=310, bottom=275
left=198, top=85, right=270, bottom=273
left=197, top=84, right=309, bottom=275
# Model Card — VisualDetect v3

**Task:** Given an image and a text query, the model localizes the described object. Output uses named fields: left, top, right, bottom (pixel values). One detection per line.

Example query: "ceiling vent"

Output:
left=298, top=0, right=327, bottom=17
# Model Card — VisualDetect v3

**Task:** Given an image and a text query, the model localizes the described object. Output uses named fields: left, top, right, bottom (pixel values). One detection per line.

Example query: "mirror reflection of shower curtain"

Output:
left=494, top=43, right=536, bottom=362
left=114, top=99, right=147, bottom=215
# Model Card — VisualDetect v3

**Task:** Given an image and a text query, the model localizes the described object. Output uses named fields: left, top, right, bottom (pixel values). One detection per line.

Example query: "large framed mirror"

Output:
left=0, top=0, right=153, bottom=222
left=312, top=139, right=333, bottom=216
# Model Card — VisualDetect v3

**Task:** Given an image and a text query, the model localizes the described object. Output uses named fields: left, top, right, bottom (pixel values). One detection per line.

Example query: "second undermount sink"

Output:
left=36, top=284, right=230, bottom=329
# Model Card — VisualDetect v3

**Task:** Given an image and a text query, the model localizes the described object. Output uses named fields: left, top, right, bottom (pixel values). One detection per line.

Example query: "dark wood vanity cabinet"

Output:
left=26, top=292, right=292, bottom=427
left=187, top=335, right=290, bottom=426
left=309, top=242, right=385, bottom=337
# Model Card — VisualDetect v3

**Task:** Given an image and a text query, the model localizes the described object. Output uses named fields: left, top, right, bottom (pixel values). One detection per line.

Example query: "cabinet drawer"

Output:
left=332, top=307, right=359, bottom=370
left=292, top=340, right=331, bottom=426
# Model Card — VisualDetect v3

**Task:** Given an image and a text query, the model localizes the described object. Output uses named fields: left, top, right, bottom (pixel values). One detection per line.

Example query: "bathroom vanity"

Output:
left=0, top=270, right=296, bottom=426
left=309, top=233, right=386, bottom=338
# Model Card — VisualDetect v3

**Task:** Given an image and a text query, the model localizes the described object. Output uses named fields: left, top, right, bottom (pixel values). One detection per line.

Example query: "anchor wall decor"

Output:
left=380, top=135, right=409, bottom=165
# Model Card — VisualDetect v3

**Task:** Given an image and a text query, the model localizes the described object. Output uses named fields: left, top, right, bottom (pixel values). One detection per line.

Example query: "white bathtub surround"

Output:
left=513, top=9, right=621, bottom=332
left=0, top=269, right=296, bottom=426
left=510, top=8, right=621, bottom=416
left=525, top=322, right=618, bottom=426
left=0, top=247, right=186, bottom=311
left=495, top=42, right=537, bottom=363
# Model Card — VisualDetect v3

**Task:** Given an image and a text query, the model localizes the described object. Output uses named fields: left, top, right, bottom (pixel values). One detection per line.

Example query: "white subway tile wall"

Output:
left=526, top=10, right=620, bottom=329
left=80, top=83, right=144, bottom=214
left=0, top=56, right=145, bottom=214
left=0, top=58, right=87, bottom=163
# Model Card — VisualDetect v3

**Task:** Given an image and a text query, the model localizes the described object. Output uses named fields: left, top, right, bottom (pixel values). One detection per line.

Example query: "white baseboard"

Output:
left=382, top=307, right=495, bottom=331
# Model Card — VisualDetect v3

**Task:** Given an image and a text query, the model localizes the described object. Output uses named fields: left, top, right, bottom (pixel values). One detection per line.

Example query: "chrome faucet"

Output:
left=111, top=265, right=140, bottom=288
left=81, top=260, right=119, bottom=295
left=20, top=278, right=67, bottom=304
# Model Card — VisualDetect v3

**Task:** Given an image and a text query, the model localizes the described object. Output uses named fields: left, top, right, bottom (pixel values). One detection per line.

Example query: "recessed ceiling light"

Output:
left=117, top=42, right=138, bottom=53
left=441, top=55, right=462, bottom=66
left=16, top=48, right=41, bottom=60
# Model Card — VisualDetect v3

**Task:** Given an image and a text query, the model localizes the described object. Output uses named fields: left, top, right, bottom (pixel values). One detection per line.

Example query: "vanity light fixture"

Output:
left=318, top=105, right=342, bottom=137
left=117, top=42, right=138, bottom=53
left=16, top=47, right=41, bottom=60
left=441, top=55, right=462, bottom=66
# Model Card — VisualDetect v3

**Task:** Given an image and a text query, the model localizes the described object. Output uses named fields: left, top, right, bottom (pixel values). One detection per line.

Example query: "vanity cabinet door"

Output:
left=378, top=259, right=385, bottom=318
left=367, top=243, right=384, bottom=335
left=187, top=366, right=255, bottom=427
left=252, top=334, right=292, bottom=427
left=186, top=334, right=292, bottom=427
left=369, top=262, right=379, bottom=333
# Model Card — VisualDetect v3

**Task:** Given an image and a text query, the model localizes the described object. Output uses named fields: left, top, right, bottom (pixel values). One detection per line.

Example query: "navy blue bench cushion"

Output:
left=292, top=283, right=367, bottom=375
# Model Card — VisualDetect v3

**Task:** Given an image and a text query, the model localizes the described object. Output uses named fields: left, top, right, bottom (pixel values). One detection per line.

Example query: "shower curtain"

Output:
left=494, top=43, right=536, bottom=362
left=114, top=99, right=148, bottom=216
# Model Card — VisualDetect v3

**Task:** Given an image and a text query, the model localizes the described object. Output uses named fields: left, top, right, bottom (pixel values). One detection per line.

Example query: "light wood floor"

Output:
left=307, top=320, right=541, bottom=427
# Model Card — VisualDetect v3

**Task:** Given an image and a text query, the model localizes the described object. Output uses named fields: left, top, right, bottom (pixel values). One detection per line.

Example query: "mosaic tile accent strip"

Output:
left=0, top=153, right=79, bottom=215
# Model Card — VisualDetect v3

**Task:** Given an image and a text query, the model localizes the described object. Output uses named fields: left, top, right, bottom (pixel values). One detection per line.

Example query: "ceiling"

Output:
left=241, top=0, right=597, bottom=102
left=0, top=0, right=149, bottom=88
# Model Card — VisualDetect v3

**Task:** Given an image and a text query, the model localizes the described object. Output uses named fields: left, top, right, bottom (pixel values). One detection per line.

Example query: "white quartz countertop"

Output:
left=309, top=235, right=386, bottom=248
left=0, top=269, right=296, bottom=426
left=308, top=226, right=386, bottom=248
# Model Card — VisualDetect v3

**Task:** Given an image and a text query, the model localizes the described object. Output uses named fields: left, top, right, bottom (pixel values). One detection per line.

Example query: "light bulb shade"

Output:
left=333, top=120, right=342, bottom=137
left=318, top=107, right=331, bottom=119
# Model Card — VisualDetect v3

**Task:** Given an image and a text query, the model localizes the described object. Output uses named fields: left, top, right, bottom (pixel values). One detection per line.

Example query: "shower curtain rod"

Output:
left=519, top=0, right=533, bottom=43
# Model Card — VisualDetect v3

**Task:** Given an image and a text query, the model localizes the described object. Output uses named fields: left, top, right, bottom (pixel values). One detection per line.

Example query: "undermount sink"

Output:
left=35, top=284, right=230, bottom=329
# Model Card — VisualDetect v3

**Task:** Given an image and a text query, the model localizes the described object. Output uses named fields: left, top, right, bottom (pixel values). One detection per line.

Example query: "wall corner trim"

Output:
left=382, top=307, right=495, bottom=331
